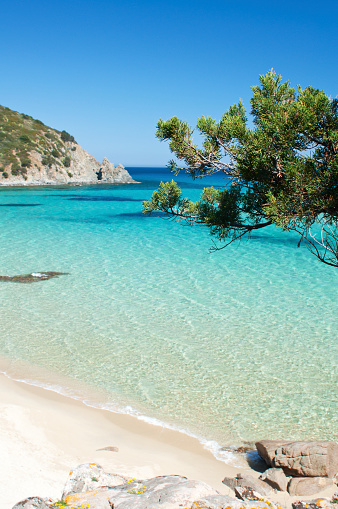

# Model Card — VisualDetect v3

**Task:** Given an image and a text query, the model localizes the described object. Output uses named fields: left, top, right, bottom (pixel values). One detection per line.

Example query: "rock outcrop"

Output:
left=0, top=104, right=137, bottom=186
left=11, top=463, right=280, bottom=509
left=255, top=440, right=338, bottom=496
left=0, top=143, right=136, bottom=186
left=11, top=456, right=338, bottom=509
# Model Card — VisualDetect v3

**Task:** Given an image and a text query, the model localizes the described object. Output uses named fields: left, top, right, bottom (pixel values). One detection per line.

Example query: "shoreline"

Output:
left=0, top=371, right=249, bottom=508
left=1, top=372, right=336, bottom=509
left=0, top=355, right=241, bottom=464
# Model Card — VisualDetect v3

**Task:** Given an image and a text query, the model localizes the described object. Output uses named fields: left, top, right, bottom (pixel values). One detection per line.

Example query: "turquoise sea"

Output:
left=0, top=167, right=337, bottom=461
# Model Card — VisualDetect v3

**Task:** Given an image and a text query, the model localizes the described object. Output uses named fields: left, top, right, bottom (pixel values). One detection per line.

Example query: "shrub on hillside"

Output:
left=61, top=130, right=75, bottom=143
left=19, top=134, right=30, bottom=143
left=63, top=156, right=71, bottom=167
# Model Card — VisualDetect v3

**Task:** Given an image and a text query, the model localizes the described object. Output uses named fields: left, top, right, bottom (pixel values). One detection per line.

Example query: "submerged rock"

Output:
left=0, top=271, right=69, bottom=283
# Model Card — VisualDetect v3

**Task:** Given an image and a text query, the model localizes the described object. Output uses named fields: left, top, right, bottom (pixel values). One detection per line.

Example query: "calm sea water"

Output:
left=0, top=167, right=337, bottom=460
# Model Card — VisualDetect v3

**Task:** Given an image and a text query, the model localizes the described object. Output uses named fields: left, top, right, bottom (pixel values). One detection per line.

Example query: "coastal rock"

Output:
left=260, top=467, right=289, bottom=491
left=273, top=441, right=338, bottom=477
left=234, top=486, right=265, bottom=501
left=63, top=489, right=113, bottom=509
left=287, top=476, right=335, bottom=496
left=107, top=475, right=219, bottom=509
left=192, top=495, right=273, bottom=509
left=292, top=498, right=336, bottom=509
left=62, top=462, right=126, bottom=498
left=1, top=145, right=137, bottom=187
left=222, top=473, right=271, bottom=495
left=0, top=104, right=138, bottom=187
left=256, top=440, right=338, bottom=478
left=12, top=498, right=53, bottom=509
left=255, top=440, right=293, bottom=467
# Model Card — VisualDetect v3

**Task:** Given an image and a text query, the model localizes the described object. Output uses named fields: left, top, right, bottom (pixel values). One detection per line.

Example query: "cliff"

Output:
left=0, top=105, right=136, bottom=186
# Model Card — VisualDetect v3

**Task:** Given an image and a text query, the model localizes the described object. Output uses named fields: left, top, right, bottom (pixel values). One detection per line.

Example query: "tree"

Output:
left=143, top=70, right=338, bottom=267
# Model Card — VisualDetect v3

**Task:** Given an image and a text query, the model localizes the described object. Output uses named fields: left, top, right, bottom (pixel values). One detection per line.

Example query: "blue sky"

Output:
left=2, top=0, right=338, bottom=166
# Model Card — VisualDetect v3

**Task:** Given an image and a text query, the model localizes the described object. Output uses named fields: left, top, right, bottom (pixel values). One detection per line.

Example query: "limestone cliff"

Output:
left=0, top=104, right=136, bottom=186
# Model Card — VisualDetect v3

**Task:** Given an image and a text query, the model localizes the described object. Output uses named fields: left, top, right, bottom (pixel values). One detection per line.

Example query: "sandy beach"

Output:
left=0, top=372, right=250, bottom=508
left=1, top=371, right=337, bottom=508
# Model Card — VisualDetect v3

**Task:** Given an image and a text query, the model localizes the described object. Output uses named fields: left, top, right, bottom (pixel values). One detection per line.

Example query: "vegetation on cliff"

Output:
left=0, top=104, right=76, bottom=180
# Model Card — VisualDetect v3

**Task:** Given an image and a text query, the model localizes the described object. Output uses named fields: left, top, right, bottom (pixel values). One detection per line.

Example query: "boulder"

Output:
left=234, top=486, right=265, bottom=501
left=62, top=462, right=126, bottom=498
left=192, top=495, right=272, bottom=509
left=292, top=498, right=336, bottom=509
left=255, top=440, right=293, bottom=467
left=273, top=441, right=338, bottom=477
left=63, top=490, right=113, bottom=509
left=222, top=473, right=271, bottom=495
left=107, top=475, right=219, bottom=509
left=260, top=467, right=289, bottom=491
left=12, top=498, right=53, bottom=509
left=287, top=476, right=335, bottom=496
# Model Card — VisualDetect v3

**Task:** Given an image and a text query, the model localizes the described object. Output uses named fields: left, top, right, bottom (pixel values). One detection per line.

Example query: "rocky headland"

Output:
left=12, top=441, right=338, bottom=509
left=0, top=105, right=136, bottom=186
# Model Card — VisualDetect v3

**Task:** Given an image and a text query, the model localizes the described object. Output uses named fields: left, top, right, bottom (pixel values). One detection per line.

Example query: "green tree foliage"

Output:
left=143, top=70, right=338, bottom=267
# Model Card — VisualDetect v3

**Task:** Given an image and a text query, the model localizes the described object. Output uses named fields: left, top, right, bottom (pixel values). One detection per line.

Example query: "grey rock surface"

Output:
left=273, top=441, right=338, bottom=477
left=108, top=475, right=219, bottom=509
left=236, top=473, right=272, bottom=495
left=223, top=473, right=271, bottom=495
left=191, top=495, right=273, bottom=509
left=234, top=486, right=266, bottom=501
left=292, top=498, right=336, bottom=509
left=287, top=476, right=335, bottom=496
left=62, top=462, right=126, bottom=498
left=260, top=467, right=289, bottom=491
left=12, top=498, right=53, bottom=509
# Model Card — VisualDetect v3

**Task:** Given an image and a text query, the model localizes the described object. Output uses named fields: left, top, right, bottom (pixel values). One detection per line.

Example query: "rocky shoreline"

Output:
left=0, top=105, right=137, bottom=186
left=12, top=441, right=338, bottom=509
left=0, top=147, right=137, bottom=186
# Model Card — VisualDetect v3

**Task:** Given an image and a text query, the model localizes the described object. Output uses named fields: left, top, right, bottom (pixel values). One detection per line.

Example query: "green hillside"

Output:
left=0, top=105, right=76, bottom=180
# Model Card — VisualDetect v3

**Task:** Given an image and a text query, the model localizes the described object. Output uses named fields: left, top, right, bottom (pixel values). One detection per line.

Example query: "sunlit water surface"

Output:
left=0, top=167, right=337, bottom=461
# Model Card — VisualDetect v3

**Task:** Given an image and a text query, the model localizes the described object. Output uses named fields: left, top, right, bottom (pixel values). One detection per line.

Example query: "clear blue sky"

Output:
left=2, top=0, right=337, bottom=166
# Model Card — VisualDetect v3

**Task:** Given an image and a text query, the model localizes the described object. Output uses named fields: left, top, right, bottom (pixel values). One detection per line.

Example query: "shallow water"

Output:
left=0, top=167, right=337, bottom=460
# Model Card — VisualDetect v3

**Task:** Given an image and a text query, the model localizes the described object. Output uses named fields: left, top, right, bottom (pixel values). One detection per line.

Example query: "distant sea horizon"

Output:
left=0, top=166, right=337, bottom=463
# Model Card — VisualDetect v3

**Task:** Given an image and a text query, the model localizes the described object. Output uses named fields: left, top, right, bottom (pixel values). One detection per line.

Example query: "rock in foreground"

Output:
left=11, top=463, right=281, bottom=509
left=255, top=440, right=338, bottom=496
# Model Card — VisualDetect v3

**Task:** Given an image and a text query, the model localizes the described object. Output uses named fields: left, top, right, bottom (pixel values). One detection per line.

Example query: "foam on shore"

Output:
left=0, top=370, right=248, bottom=508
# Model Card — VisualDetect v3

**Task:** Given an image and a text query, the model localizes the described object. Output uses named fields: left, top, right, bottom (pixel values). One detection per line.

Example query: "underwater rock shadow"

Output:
left=111, top=211, right=166, bottom=219
left=67, top=195, right=143, bottom=202
left=249, top=233, right=301, bottom=246
left=0, top=203, right=41, bottom=207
